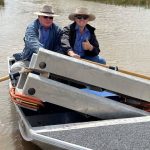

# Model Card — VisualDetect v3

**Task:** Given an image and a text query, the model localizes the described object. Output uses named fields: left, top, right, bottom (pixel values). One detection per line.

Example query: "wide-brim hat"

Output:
left=34, top=5, right=59, bottom=17
left=69, top=7, right=95, bottom=21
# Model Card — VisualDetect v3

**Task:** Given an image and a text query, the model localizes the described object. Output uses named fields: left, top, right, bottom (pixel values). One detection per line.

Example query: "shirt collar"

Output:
left=75, top=24, right=88, bottom=32
left=39, top=22, right=52, bottom=30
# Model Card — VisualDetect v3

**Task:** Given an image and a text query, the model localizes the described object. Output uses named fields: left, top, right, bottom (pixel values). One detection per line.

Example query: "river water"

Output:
left=0, top=0, right=150, bottom=149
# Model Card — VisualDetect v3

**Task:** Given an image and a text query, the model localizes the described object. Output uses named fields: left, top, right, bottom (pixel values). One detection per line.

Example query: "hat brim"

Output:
left=69, top=13, right=95, bottom=21
left=34, top=12, right=59, bottom=17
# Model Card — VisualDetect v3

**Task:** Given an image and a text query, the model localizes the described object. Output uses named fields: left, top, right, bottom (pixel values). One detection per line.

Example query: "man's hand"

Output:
left=68, top=50, right=80, bottom=58
left=82, top=40, right=93, bottom=51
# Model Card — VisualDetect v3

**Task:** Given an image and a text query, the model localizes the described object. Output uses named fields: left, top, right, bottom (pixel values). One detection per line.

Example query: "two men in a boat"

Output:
left=11, top=5, right=106, bottom=73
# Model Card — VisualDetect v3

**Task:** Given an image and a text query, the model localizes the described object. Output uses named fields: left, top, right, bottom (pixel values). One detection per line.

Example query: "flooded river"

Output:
left=0, top=0, right=150, bottom=149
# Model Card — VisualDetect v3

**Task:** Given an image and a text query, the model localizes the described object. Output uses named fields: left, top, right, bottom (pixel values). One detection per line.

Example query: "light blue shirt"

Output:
left=74, top=25, right=90, bottom=57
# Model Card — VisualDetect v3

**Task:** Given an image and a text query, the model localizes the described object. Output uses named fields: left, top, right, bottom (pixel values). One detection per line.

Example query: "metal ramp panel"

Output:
left=22, top=73, right=149, bottom=119
left=30, top=48, right=150, bottom=101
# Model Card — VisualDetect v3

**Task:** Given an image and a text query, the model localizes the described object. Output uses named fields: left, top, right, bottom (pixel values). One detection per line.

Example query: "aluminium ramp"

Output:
left=22, top=73, right=149, bottom=119
left=31, top=48, right=150, bottom=101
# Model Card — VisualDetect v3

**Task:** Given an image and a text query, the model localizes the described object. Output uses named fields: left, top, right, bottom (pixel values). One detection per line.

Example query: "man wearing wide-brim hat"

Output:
left=61, top=7, right=106, bottom=64
left=11, top=5, right=62, bottom=73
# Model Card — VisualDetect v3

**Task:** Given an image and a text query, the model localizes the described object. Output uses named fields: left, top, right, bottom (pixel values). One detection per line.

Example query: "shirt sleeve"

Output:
left=61, top=26, right=73, bottom=55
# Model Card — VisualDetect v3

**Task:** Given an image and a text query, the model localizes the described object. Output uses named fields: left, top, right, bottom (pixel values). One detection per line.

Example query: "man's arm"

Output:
left=61, top=26, right=73, bottom=55
left=24, top=22, right=42, bottom=54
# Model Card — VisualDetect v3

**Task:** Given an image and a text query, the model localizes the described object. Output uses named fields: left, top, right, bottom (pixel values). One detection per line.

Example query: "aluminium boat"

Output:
left=8, top=48, right=150, bottom=150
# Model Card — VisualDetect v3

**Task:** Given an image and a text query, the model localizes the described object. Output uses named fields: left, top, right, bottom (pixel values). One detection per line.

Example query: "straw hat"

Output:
left=69, top=7, right=95, bottom=21
left=34, top=5, right=59, bottom=17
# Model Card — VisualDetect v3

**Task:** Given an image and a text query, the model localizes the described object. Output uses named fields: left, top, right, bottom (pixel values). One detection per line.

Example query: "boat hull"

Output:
left=7, top=48, right=150, bottom=150
left=17, top=104, right=150, bottom=150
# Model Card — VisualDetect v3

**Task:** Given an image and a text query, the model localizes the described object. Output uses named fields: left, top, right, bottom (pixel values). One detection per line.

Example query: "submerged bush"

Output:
left=0, top=0, right=4, bottom=6
left=85, top=0, right=150, bottom=8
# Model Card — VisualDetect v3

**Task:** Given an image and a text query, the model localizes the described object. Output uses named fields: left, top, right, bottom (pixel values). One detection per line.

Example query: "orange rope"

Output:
left=10, top=88, right=43, bottom=105
left=9, top=86, right=44, bottom=111
left=11, top=97, right=40, bottom=110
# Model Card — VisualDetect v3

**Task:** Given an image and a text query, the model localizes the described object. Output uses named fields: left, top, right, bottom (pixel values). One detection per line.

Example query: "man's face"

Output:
left=38, top=16, right=53, bottom=28
left=75, top=15, right=89, bottom=28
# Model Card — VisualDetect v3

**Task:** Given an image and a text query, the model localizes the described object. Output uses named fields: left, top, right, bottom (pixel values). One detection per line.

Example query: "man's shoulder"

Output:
left=86, top=24, right=95, bottom=32
left=27, top=19, right=39, bottom=29
left=63, top=22, right=76, bottom=30
left=52, top=23, right=61, bottom=29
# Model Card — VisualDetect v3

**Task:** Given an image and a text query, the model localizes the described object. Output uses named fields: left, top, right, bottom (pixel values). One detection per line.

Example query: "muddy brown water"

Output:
left=0, top=0, right=150, bottom=149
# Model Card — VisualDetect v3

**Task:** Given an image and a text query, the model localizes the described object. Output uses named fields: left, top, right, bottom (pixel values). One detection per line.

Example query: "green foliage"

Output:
left=85, top=0, right=150, bottom=8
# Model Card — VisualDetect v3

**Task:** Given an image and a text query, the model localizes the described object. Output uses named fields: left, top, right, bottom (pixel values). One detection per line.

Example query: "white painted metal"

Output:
left=31, top=48, right=150, bottom=101
left=22, top=73, right=149, bottom=119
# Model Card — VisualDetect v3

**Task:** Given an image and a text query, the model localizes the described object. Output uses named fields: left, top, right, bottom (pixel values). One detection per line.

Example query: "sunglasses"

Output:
left=43, top=16, right=53, bottom=20
left=75, top=15, right=89, bottom=20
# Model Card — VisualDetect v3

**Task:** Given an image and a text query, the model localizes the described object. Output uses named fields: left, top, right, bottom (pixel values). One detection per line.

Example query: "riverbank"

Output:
left=0, top=0, right=4, bottom=6
left=85, top=0, right=150, bottom=8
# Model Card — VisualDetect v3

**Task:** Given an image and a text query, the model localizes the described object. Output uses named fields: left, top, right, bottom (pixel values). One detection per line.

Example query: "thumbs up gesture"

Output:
left=82, top=40, right=93, bottom=51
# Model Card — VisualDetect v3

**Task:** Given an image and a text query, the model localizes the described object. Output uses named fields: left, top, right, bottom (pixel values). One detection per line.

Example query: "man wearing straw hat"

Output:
left=61, top=7, right=106, bottom=64
left=11, top=5, right=62, bottom=73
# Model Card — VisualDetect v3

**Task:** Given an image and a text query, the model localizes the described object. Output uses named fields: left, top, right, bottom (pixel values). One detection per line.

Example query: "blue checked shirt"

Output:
left=73, top=25, right=90, bottom=57
left=39, top=26, right=50, bottom=49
